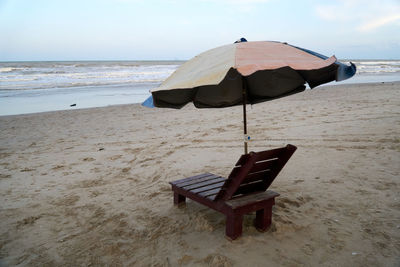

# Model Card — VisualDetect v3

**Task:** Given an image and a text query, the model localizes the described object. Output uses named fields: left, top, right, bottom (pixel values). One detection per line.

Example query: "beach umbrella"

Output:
left=142, top=39, right=356, bottom=154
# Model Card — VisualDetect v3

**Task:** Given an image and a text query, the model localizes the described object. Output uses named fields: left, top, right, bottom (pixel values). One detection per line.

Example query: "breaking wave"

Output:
left=0, top=61, right=181, bottom=90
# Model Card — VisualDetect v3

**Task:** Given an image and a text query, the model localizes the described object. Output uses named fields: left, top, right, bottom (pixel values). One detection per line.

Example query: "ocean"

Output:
left=1, top=60, right=399, bottom=116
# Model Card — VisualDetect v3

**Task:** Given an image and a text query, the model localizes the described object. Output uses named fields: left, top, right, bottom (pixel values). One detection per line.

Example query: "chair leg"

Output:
left=173, top=192, right=186, bottom=205
left=226, top=212, right=243, bottom=240
left=254, top=206, right=272, bottom=232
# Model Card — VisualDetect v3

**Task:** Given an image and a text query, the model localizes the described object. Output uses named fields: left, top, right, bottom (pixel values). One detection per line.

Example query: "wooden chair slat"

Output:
left=198, top=188, right=221, bottom=198
left=233, top=181, right=266, bottom=196
left=243, top=170, right=272, bottom=184
left=173, top=173, right=218, bottom=187
left=190, top=181, right=225, bottom=194
left=183, top=177, right=225, bottom=190
left=249, top=158, right=279, bottom=173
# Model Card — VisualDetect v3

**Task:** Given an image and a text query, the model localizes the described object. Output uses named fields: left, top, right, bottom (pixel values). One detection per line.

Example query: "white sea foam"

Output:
left=2, top=60, right=400, bottom=91
left=358, top=61, right=400, bottom=65
left=0, top=61, right=180, bottom=90
left=0, top=67, right=20, bottom=73
left=351, top=60, right=400, bottom=74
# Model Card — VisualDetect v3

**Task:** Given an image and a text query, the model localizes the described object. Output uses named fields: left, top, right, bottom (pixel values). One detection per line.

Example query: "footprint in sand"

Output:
left=164, top=151, right=174, bottom=157
left=51, top=194, right=80, bottom=206
left=277, top=197, right=302, bottom=208
left=20, top=167, right=35, bottom=172
left=90, top=167, right=102, bottom=173
left=328, top=179, right=343, bottom=184
left=109, top=155, right=122, bottom=161
left=277, top=195, right=313, bottom=209
left=178, top=255, right=193, bottom=265
left=89, top=190, right=103, bottom=198
left=75, top=179, right=106, bottom=189
left=52, top=165, right=65, bottom=170
left=82, top=157, right=95, bottom=162
left=301, top=243, right=315, bottom=255
left=201, top=254, right=232, bottom=266
left=16, top=215, right=41, bottom=229
left=28, top=142, right=36, bottom=147
left=147, top=191, right=161, bottom=199
left=121, top=167, right=131, bottom=173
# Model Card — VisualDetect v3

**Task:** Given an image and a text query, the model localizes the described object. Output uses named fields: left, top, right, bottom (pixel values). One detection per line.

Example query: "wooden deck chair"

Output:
left=169, top=144, right=297, bottom=240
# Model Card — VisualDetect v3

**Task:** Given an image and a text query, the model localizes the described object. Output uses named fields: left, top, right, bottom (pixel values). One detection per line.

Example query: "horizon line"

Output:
left=1, top=58, right=400, bottom=63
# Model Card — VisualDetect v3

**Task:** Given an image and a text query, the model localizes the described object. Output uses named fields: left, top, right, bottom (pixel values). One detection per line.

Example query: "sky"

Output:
left=0, top=0, right=399, bottom=61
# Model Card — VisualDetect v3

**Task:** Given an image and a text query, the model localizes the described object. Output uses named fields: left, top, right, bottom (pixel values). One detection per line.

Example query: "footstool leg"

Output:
left=173, top=192, right=186, bottom=205
left=255, top=206, right=272, bottom=231
left=226, top=212, right=243, bottom=240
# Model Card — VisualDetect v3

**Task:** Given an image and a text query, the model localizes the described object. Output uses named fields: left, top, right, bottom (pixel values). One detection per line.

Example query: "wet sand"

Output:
left=0, top=82, right=399, bottom=266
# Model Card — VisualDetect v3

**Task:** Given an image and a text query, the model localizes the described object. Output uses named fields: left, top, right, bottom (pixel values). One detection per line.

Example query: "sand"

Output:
left=0, top=82, right=399, bottom=266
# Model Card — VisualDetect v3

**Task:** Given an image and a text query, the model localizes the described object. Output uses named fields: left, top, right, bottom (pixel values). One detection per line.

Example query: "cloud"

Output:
left=315, top=0, right=400, bottom=32
left=202, top=0, right=270, bottom=3
left=358, top=14, right=400, bottom=32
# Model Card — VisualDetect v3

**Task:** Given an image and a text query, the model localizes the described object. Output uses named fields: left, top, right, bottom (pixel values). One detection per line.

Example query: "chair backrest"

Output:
left=214, top=144, right=297, bottom=201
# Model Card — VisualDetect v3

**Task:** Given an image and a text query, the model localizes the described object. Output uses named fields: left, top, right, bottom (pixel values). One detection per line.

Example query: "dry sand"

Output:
left=0, top=82, right=399, bottom=266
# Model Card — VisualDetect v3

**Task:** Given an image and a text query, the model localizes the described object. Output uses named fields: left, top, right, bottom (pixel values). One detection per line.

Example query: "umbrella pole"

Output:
left=242, top=82, right=248, bottom=155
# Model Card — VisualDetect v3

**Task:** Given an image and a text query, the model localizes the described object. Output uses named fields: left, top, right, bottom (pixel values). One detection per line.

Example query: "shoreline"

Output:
left=1, top=80, right=400, bottom=118
left=0, top=82, right=399, bottom=266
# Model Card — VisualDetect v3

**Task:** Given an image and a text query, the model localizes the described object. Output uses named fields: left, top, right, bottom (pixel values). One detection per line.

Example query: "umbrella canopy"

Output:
left=142, top=40, right=356, bottom=154
left=143, top=40, right=356, bottom=109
